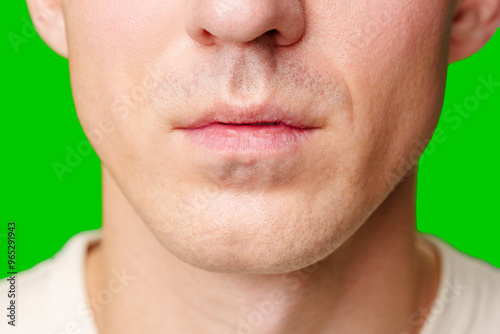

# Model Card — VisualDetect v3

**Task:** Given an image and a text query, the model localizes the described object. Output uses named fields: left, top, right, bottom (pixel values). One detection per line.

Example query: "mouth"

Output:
left=221, top=122, right=280, bottom=125
left=175, top=103, right=323, bottom=154
left=176, top=102, right=324, bottom=130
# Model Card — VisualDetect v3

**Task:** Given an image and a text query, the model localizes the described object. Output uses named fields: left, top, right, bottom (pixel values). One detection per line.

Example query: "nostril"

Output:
left=201, top=29, right=212, bottom=39
left=185, top=0, right=305, bottom=47
left=267, top=29, right=278, bottom=37
left=264, top=29, right=279, bottom=42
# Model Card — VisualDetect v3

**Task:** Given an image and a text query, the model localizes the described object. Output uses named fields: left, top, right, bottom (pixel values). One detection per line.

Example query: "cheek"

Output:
left=63, top=0, right=185, bottom=111
left=66, top=0, right=185, bottom=66
left=310, top=0, right=452, bottom=179
left=63, top=0, right=188, bottom=162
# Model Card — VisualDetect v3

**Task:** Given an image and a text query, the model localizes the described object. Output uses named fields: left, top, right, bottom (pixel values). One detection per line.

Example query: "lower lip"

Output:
left=181, top=123, right=317, bottom=153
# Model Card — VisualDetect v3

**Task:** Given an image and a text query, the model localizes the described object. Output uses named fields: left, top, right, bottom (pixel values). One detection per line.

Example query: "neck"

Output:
left=86, top=166, right=440, bottom=334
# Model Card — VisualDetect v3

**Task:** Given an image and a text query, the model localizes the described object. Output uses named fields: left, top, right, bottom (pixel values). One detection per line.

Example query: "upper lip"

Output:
left=175, top=102, right=325, bottom=129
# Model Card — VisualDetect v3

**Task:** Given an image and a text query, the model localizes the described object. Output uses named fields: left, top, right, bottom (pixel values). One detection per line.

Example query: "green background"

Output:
left=1, top=2, right=499, bottom=279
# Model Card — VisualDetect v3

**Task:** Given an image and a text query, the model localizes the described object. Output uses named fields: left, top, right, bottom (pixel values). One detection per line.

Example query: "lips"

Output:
left=220, top=122, right=280, bottom=125
left=175, top=103, right=322, bottom=154
left=175, top=103, right=323, bottom=130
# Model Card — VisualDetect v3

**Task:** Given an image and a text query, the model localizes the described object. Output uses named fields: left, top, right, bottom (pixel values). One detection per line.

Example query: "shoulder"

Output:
left=0, top=230, right=102, bottom=334
left=420, top=233, right=500, bottom=334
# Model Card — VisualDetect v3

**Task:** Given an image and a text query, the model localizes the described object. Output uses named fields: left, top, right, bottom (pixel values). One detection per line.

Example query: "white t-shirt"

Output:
left=1, top=230, right=499, bottom=333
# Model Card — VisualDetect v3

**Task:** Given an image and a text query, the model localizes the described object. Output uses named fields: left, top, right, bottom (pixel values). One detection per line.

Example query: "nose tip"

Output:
left=185, top=0, right=305, bottom=46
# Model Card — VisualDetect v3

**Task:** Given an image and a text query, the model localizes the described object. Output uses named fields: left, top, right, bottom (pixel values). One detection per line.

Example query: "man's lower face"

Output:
left=65, top=0, right=452, bottom=273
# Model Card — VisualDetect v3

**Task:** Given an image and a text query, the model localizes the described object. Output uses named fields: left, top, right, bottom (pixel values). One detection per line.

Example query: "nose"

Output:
left=185, top=0, right=305, bottom=46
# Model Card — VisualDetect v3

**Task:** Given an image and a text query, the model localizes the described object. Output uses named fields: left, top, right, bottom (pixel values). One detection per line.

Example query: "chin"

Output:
left=145, top=198, right=365, bottom=274
left=164, top=238, right=336, bottom=275
left=120, top=163, right=388, bottom=274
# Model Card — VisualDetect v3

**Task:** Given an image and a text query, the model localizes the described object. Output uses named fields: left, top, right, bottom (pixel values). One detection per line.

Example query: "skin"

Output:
left=25, top=0, right=500, bottom=333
